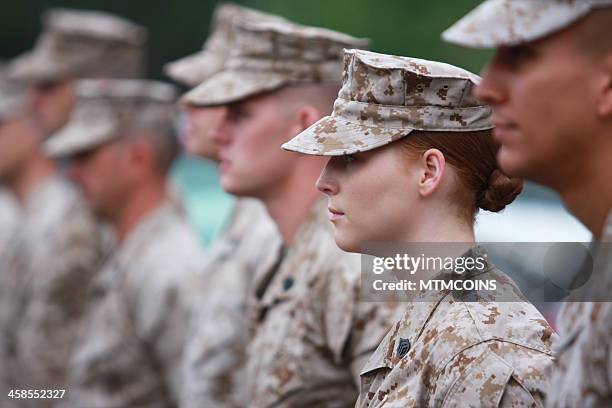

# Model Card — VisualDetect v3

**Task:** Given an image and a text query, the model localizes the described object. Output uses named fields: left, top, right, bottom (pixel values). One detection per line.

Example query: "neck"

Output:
left=112, top=179, right=169, bottom=244
left=558, top=179, right=611, bottom=240
left=404, top=206, right=475, bottom=243
left=552, top=147, right=612, bottom=239
left=9, top=151, right=56, bottom=204
left=262, top=181, right=322, bottom=245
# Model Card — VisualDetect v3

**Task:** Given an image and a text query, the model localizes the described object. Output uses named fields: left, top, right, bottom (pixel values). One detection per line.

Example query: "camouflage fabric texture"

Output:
left=245, top=199, right=402, bottom=407
left=7, top=8, right=147, bottom=83
left=59, top=201, right=204, bottom=408
left=44, top=79, right=177, bottom=158
left=0, top=175, right=111, bottom=407
left=181, top=198, right=282, bottom=408
left=357, top=248, right=557, bottom=408
left=282, top=49, right=493, bottom=156
left=546, top=211, right=612, bottom=407
left=185, top=18, right=369, bottom=106
left=443, top=0, right=612, bottom=48
left=164, top=2, right=288, bottom=87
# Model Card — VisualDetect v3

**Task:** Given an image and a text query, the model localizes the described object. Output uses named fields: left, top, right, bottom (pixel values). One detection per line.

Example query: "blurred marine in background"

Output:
left=0, top=9, right=145, bottom=405
left=164, top=3, right=283, bottom=407
left=46, top=79, right=205, bottom=408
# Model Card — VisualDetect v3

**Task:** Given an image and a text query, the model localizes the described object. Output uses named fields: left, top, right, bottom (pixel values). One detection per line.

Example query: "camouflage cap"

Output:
left=7, top=8, right=147, bottom=84
left=44, top=79, right=177, bottom=158
left=443, top=0, right=612, bottom=48
left=164, top=3, right=287, bottom=87
left=184, top=19, right=369, bottom=106
left=282, top=49, right=492, bottom=156
left=0, top=63, right=28, bottom=121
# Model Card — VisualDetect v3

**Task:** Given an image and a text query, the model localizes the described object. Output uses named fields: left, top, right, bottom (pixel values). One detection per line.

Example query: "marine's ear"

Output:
left=597, top=52, right=612, bottom=117
left=417, top=148, right=446, bottom=198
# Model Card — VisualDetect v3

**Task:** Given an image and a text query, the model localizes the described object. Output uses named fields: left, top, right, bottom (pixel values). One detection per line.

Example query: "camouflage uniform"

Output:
left=1, top=174, right=111, bottom=401
left=546, top=211, right=612, bottom=407
left=44, top=79, right=205, bottom=408
left=443, top=2, right=612, bottom=406
left=245, top=199, right=402, bottom=407
left=284, top=49, right=557, bottom=406
left=59, top=201, right=202, bottom=408
left=181, top=198, right=281, bottom=408
left=187, top=19, right=405, bottom=408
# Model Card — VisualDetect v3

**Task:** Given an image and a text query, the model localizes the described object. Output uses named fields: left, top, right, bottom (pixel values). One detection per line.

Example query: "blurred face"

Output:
left=68, top=141, right=128, bottom=219
left=184, top=104, right=227, bottom=161
left=212, top=92, right=302, bottom=198
left=29, top=78, right=76, bottom=135
left=0, top=118, right=39, bottom=184
left=316, top=144, right=420, bottom=253
left=475, top=22, right=606, bottom=185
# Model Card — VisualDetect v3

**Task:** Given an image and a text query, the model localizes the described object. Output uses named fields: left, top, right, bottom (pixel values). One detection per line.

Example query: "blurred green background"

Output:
left=1, top=0, right=492, bottom=246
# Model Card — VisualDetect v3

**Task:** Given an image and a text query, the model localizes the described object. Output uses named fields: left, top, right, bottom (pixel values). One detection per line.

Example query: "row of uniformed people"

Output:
left=0, top=1, right=609, bottom=407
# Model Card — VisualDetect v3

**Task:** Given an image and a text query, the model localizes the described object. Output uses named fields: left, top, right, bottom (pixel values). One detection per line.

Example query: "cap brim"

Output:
left=442, top=0, right=592, bottom=48
left=184, top=69, right=288, bottom=106
left=163, top=50, right=225, bottom=88
left=282, top=115, right=410, bottom=156
left=44, top=120, right=118, bottom=158
left=7, top=50, right=74, bottom=84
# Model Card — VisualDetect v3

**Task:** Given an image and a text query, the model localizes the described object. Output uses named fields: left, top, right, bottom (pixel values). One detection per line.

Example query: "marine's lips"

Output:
left=328, top=206, right=345, bottom=221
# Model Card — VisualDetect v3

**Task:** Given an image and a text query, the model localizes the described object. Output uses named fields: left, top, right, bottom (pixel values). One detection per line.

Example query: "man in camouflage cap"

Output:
left=165, top=4, right=283, bottom=407
left=0, top=9, right=146, bottom=402
left=0, top=63, right=110, bottom=408
left=283, top=48, right=556, bottom=407
left=43, top=79, right=205, bottom=408
left=186, top=17, right=404, bottom=407
left=8, top=8, right=146, bottom=136
left=444, top=2, right=612, bottom=406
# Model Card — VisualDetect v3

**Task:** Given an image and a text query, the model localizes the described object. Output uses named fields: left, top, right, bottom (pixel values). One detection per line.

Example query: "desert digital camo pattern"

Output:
left=245, top=199, right=402, bottom=407
left=182, top=198, right=282, bottom=408
left=164, top=3, right=287, bottom=87
left=282, top=49, right=493, bottom=156
left=443, top=0, right=612, bottom=48
left=44, top=79, right=177, bottom=158
left=0, top=175, right=110, bottom=407
left=546, top=210, right=612, bottom=407
left=7, top=8, right=146, bottom=83
left=60, top=201, right=204, bottom=408
left=185, top=18, right=369, bottom=106
left=357, top=248, right=557, bottom=408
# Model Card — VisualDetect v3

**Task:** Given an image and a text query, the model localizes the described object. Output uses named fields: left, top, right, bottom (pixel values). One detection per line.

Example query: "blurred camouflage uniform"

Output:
left=45, top=79, right=204, bottom=408
left=188, top=19, right=405, bottom=408
left=0, top=10, right=146, bottom=402
left=165, top=5, right=285, bottom=407
left=444, top=2, right=612, bottom=406
left=284, top=49, right=557, bottom=407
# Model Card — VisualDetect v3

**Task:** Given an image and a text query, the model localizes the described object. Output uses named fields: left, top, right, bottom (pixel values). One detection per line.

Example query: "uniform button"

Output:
left=283, top=276, right=294, bottom=291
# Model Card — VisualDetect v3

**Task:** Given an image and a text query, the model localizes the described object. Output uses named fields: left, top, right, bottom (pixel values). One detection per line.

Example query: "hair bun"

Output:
left=477, top=169, right=523, bottom=212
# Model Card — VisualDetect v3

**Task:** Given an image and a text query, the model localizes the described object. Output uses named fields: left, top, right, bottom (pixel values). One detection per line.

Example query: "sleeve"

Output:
left=180, top=258, right=251, bottom=408
left=131, top=256, right=200, bottom=405
left=15, top=203, right=104, bottom=389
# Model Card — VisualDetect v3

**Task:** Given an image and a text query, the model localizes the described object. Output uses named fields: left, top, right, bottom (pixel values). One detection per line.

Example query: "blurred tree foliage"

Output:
left=1, top=0, right=491, bottom=78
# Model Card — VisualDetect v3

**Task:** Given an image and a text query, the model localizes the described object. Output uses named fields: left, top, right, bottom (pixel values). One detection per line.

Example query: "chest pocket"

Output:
left=441, top=349, right=515, bottom=408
